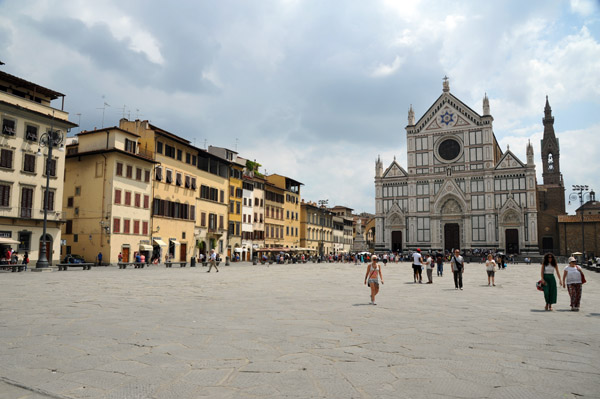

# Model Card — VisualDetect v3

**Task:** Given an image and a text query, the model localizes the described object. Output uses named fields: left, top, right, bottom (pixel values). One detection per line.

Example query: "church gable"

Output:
left=382, top=161, right=408, bottom=178
left=413, top=92, right=482, bottom=134
left=495, top=150, right=525, bottom=170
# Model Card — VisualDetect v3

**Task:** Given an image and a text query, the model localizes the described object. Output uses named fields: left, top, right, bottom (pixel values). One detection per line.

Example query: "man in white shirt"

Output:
left=412, top=249, right=423, bottom=283
left=451, top=249, right=464, bottom=290
left=207, top=249, right=219, bottom=273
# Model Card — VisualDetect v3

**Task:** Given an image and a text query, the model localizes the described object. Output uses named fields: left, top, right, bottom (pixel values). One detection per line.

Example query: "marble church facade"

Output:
left=374, top=79, right=539, bottom=254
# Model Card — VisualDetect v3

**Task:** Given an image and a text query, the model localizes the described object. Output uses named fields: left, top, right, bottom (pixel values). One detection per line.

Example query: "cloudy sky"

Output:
left=1, top=0, right=599, bottom=214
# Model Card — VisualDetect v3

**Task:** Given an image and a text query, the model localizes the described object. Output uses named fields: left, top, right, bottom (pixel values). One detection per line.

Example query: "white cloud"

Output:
left=570, top=0, right=597, bottom=16
left=371, top=55, right=404, bottom=77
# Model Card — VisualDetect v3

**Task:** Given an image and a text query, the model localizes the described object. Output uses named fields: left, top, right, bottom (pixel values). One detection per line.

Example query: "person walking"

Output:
left=540, top=253, right=562, bottom=311
left=207, top=249, right=219, bottom=272
left=117, top=252, right=123, bottom=263
left=97, top=252, right=103, bottom=266
left=451, top=249, right=464, bottom=290
left=436, top=253, right=444, bottom=277
left=425, top=253, right=434, bottom=283
left=412, top=249, right=423, bottom=283
left=485, top=253, right=497, bottom=286
left=364, top=255, right=383, bottom=305
left=562, top=256, right=584, bottom=311
left=22, top=251, right=29, bottom=271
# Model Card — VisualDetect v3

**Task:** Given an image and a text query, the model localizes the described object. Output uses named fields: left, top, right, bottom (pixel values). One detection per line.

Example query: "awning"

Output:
left=170, top=240, right=181, bottom=246
left=0, top=237, right=21, bottom=245
left=153, top=239, right=167, bottom=247
left=234, top=248, right=246, bottom=253
left=139, top=244, right=153, bottom=251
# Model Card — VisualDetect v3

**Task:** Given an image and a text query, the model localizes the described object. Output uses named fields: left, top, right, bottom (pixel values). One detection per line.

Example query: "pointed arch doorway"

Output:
left=391, top=231, right=402, bottom=252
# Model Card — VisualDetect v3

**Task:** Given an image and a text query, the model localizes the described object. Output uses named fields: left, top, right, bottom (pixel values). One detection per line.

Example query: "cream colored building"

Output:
left=62, top=127, right=155, bottom=263
left=330, top=205, right=354, bottom=254
left=300, top=200, right=333, bottom=255
left=266, top=174, right=302, bottom=249
left=0, top=69, right=77, bottom=265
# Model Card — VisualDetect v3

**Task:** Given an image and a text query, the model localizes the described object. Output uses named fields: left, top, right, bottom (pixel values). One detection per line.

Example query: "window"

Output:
left=144, top=170, right=150, bottom=182
left=230, top=202, right=234, bottom=213
left=135, top=193, right=141, bottom=207
left=67, top=196, right=73, bottom=208
left=186, top=153, right=191, bottom=164
left=416, top=152, right=428, bottom=166
left=219, top=215, right=224, bottom=229
left=44, top=158, right=57, bottom=177
left=166, top=169, right=173, bottom=184
left=177, top=149, right=182, bottom=161
left=470, top=179, right=484, bottom=193
left=472, top=215, right=486, bottom=241
left=236, top=202, right=240, bottom=214
left=416, top=182, right=429, bottom=195
left=416, top=217, right=430, bottom=242
left=20, top=187, right=33, bottom=217
left=136, top=168, right=142, bottom=181
left=165, top=145, right=175, bottom=158
left=43, top=190, right=55, bottom=211
left=18, top=231, right=31, bottom=251
left=470, top=130, right=483, bottom=145
left=124, top=191, right=131, bottom=206
left=243, top=198, right=247, bottom=206
left=0, top=149, right=13, bottom=169
left=133, top=220, right=140, bottom=235
left=126, top=165, right=133, bottom=178
left=220, top=190, right=224, bottom=203
left=23, top=154, right=36, bottom=173
left=469, top=147, right=483, bottom=162
left=192, top=155, right=197, bottom=166
left=155, top=166, right=162, bottom=181
left=185, top=175, right=190, bottom=188
left=255, top=198, right=259, bottom=206
left=191, top=177, right=196, bottom=190
left=143, top=195, right=149, bottom=209
left=471, top=194, right=485, bottom=210
left=66, top=220, right=73, bottom=234
left=75, top=187, right=81, bottom=196
left=113, top=218, right=120, bottom=233
left=175, top=173, right=182, bottom=186
left=116, top=162, right=123, bottom=176
left=25, top=125, right=38, bottom=141
left=286, top=226, right=289, bottom=236
left=0, top=184, right=10, bottom=207
left=156, top=141, right=163, bottom=154
left=230, top=185, right=234, bottom=196
left=2, top=118, right=15, bottom=136
left=114, top=189, right=121, bottom=204
left=142, top=221, right=148, bottom=235
left=416, top=198, right=429, bottom=212
left=236, top=188, right=243, bottom=198
left=123, top=219, right=130, bottom=234
left=125, top=138, right=136, bottom=153
left=201, top=212, right=206, bottom=227
left=415, top=136, right=427, bottom=151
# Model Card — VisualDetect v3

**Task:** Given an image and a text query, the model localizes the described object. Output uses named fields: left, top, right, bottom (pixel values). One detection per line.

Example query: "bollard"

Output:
left=225, top=256, right=230, bottom=266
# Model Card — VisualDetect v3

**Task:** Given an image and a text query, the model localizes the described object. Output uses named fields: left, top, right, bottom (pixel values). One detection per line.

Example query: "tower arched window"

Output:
left=548, top=153, right=554, bottom=171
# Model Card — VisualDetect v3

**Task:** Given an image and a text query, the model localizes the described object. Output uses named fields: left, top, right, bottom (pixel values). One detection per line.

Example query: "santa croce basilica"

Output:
left=374, top=78, right=564, bottom=255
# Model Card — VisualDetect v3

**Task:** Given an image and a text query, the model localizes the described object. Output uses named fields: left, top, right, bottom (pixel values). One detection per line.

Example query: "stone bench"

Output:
left=165, top=262, right=187, bottom=268
left=57, top=263, right=95, bottom=271
left=117, top=262, right=148, bottom=269
left=1, top=264, right=26, bottom=272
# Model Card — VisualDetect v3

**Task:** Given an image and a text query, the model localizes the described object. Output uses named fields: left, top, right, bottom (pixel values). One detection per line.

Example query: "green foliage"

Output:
left=246, top=160, right=264, bottom=177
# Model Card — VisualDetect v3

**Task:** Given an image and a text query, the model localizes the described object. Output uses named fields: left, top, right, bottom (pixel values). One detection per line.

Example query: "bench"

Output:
left=117, top=262, right=148, bottom=269
left=1, top=264, right=26, bottom=272
left=165, top=262, right=187, bottom=268
left=57, top=263, right=94, bottom=271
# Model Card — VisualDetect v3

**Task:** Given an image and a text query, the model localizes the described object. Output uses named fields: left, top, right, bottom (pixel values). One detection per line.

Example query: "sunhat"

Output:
left=568, top=256, right=577, bottom=263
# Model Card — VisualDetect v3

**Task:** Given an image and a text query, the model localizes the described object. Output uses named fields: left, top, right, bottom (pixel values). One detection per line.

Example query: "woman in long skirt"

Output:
left=540, top=253, right=562, bottom=311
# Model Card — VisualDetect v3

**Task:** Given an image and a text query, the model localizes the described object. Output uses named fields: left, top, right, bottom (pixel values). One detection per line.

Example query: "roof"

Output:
left=576, top=200, right=600, bottom=213
left=559, top=214, right=600, bottom=223
left=0, top=98, right=78, bottom=128
left=267, top=173, right=304, bottom=186
left=77, top=126, right=140, bottom=138
left=65, top=147, right=158, bottom=164
left=148, top=123, right=191, bottom=146
left=0, top=70, right=65, bottom=99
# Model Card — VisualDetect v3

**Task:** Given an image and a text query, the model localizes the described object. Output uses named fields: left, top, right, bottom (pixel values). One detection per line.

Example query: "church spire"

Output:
left=408, top=104, right=415, bottom=125
left=540, top=96, right=562, bottom=186
left=483, top=92, right=490, bottom=115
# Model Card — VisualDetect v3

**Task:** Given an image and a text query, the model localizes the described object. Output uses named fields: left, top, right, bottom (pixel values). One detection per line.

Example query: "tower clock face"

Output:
left=438, top=138, right=461, bottom=161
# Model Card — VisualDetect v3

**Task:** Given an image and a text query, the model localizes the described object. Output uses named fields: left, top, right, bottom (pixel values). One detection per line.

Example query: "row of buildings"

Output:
left=0, top=68, right=362, bottom=265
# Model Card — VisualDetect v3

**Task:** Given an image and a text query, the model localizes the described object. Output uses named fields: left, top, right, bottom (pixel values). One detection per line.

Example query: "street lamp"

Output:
left=568, top=185, right=595, bottom=261
left=35, top=119, right=64, bottom=270
left=318, top=199, right=328, bottom=258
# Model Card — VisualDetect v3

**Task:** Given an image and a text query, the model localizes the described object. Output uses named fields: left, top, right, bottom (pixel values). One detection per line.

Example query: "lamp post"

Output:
left=35, top=122, right=64, bottom=270
left=318, top=199, right=328, bottom=259
left=569, top=185, right=595, bottom=261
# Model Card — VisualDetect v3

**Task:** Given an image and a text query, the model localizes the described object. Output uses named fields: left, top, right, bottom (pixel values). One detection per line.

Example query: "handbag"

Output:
left=577, top=266, right=587, bottom=284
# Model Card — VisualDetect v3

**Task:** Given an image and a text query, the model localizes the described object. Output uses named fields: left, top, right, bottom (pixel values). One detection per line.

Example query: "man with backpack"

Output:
left=451, top=249, right=465, bottom=290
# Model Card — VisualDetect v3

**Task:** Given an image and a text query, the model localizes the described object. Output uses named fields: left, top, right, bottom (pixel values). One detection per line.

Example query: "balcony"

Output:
left=0, top=207, right=66, bottom=221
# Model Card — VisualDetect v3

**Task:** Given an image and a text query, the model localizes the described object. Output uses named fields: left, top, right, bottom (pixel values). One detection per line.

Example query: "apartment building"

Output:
left=266, top=174, right=302, bottom=249
left=0, top=69, right=77, bottom=264
left=62, top=127, right=155, bottom=263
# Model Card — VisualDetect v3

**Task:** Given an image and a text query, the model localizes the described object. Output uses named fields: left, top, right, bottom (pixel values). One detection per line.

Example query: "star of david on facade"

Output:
left=440, top=111, right=454, bottom=126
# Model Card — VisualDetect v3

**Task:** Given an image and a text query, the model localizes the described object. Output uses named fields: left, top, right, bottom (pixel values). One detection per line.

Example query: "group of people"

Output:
left=1, top=248, right=29, bottom=270
left=540, top=253, right=585, bottom=311
left=364, top=250, right=586, bottom=311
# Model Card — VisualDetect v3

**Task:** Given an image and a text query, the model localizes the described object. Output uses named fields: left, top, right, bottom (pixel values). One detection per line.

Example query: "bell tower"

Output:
left=541, top=96, right=562, bottom=186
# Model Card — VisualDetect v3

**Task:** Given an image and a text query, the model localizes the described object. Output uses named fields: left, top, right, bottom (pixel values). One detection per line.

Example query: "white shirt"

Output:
left=486, top=259, right=496, bottom=271
left=413, top=252, right=422, bottom=265
left=425, top=256, right=433, bottom=269
left=564, top=265, right=582, bottom=284
left=451, top=255, right=464, bottom=272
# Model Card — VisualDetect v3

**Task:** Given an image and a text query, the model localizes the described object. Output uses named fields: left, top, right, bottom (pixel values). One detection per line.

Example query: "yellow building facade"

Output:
left=266, top=174, right=302, bottom=249
left=264, top=182, right=285, bottom=248
left=62, top=127, right=155, bottom=263
left=120, top=120, right=198, bottom=262
left=0, top=70, right=77, bottom=265
left=300, top=201, right=333, bottom=255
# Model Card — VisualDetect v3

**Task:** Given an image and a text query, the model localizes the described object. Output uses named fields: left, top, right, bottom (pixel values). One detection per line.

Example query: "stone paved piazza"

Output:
left=1, top=262, right=599, bottom=398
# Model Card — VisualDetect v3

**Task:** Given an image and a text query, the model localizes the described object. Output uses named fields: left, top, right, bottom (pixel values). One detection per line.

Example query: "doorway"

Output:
left=122, top=247, right=130, bottom=262
left=541, top=237, right=554, bottom=254
left=179, top=243, right=187, bottom=262
left=505, top=229, right=519, bottom=254
left=444, top=224, right=460, bottom=252
left=391, top=230, right=403, bottom=253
